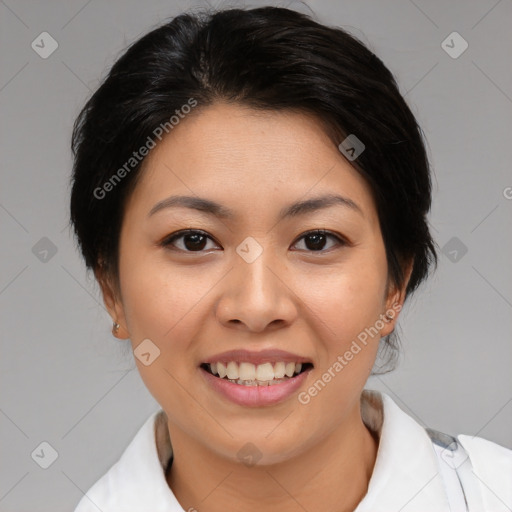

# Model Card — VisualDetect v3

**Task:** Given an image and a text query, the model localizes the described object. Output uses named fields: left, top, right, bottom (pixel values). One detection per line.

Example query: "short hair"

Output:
left=69, top=5, right=438, bottom=371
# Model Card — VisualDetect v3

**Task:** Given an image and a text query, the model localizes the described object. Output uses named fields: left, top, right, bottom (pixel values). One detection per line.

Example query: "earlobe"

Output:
left=94, top=265, right=129, bottom=339
left=111, top=321, right=128, bottom=339
left=380, top=259, right=414, bottom=337
left=111, top=321, right=129, bottom=339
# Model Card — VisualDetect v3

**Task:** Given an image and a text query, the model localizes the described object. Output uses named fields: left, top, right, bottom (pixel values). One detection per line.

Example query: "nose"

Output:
left=215, top=248, right=298, bottom=333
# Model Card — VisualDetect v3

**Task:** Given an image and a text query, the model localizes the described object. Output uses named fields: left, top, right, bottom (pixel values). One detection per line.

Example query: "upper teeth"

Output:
left=209, top=361, right=303, bottom=381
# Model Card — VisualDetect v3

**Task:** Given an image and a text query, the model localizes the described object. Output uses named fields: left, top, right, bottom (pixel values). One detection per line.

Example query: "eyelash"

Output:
left=160, top=229, right=347, bottom=254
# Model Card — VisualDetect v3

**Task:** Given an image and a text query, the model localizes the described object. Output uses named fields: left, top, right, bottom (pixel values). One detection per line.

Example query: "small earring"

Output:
left=112, top=322, right=120, bottom=335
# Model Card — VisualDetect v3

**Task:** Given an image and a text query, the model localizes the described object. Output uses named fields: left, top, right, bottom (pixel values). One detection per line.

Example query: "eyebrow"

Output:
left=148, top=193, right=363, bottom=220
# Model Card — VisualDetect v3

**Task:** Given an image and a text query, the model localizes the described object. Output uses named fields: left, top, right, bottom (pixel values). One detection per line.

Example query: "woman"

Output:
left=70, top=5, right=511, bottom=512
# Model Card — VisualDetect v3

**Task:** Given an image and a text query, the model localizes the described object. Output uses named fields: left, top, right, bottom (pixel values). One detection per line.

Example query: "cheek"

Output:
left=119, top=246, right=206, bottom=340
left=118, top=259, right=206, bottom=417
left=116, top=247, right=211, bottom=395
left=306, top=253, right=388, bottom=337
left=296, top=265, right=385, bottom=420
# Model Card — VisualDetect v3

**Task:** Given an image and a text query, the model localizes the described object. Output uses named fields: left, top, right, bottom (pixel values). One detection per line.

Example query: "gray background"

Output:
left=1, top=0, right=511, bottom=510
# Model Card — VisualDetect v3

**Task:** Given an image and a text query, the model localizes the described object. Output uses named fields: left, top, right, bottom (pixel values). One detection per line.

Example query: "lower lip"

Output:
left=200, top=366, right=312, bottom=407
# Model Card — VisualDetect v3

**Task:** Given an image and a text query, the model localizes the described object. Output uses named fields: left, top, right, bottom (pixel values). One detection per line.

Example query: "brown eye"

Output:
left=162, top=230, right=219, bottom=252
left=292, top=230, right=346, bottom=252
left=161, top=229, right=346, bottom=254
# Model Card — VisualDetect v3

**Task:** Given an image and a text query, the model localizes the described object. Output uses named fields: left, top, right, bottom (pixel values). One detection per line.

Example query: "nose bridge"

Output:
left=215, top=235, right=296, bottom=331
left=234, top=236, right=281, bottom=303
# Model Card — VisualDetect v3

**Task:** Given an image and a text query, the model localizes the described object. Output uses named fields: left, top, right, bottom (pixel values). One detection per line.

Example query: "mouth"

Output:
left=199, top=358, right=314, bottom=407
left=200, top=361, right=314, bottom=386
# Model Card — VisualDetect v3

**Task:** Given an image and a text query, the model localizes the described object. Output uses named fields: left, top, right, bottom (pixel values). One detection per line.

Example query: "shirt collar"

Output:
left=77, top=389, right=452, bottom=511
left=355, top=389, right=451, bottom=511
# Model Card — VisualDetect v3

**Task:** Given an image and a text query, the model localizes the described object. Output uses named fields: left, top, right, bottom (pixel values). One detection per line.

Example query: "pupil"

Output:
left=306, top=233, right=326, bottom=251
left=185, top=233, right=206, bottom=251
left=183, top=232, right=326, bottom=251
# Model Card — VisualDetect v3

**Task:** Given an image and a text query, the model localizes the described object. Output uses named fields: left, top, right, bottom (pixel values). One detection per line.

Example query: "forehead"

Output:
left=124, top=102, right=377, bottom=224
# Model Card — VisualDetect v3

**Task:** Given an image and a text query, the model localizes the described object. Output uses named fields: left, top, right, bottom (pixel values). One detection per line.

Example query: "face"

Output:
left=101, top=102, right=407, bottom=465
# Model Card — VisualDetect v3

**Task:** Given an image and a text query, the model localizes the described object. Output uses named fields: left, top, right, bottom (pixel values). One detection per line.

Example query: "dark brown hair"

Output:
left=69, top=6, right=438, bottom=370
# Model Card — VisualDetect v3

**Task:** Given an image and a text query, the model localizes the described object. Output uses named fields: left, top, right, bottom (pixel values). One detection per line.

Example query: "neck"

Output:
left=165, top=401, right=378, bottom=512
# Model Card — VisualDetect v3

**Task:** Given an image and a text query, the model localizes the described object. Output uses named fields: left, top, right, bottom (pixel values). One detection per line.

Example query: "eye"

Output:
left=160, top=229, right=220, bottom=252
left=160, top=228, right=347, bottom=253
left=291, top=229, right=346, bottom=252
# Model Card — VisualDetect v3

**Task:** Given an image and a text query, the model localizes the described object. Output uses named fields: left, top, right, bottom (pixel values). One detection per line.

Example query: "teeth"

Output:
left=239, top=362, right=256, bottom=380
left=206, top=360, right=308, bottom=382
left=285, top=362, right=295, bottom=377
left=230, top=378, right=290, bottom=386
left=255, top=362, right=274, bottom=381
left=274, top=362, right=286, bottom=379
left=226, top=361, right=239, bottom=380
left=217, top=362, right=227, bottom=379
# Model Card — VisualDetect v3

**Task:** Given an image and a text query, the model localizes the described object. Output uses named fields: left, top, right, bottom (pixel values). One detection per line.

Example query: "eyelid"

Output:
left=161, top=228, right=348, bottom=253
left=292, top=228, right=347, bottom=244
left=160, top=229, right=221, bottom=249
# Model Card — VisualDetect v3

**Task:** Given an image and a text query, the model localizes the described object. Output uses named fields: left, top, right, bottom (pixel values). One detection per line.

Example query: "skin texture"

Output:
left=98, top=101, right=412, bottom=512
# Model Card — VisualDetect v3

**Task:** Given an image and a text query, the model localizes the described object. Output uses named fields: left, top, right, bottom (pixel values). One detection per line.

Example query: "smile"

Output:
left=201, top=361, right=312, bottom=386
left=199, top=360, right=314, bottom=407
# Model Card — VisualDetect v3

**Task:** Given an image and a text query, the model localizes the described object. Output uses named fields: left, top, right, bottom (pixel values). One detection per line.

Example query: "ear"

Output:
left=94, top=264, right=129, bottom=339
left=379, top=259, right=414, bottom=337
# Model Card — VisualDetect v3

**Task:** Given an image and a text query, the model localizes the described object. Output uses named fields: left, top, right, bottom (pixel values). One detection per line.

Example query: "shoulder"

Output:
left=72, top=465, right=120, bottom=512
left=361, top=390, right=512, bottom=511
left=458, top=433, right=512, bottom=508
left=73, top=409, right=175, bottom=512
left=459, top=433, right=512, bottom=468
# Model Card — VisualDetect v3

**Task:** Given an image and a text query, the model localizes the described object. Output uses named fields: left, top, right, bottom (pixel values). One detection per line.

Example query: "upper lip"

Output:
left=202, top=349, right=313, bottom=366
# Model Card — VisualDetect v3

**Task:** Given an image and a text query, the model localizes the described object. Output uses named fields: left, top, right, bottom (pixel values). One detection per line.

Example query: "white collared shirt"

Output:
left=73, top=390, right=512, bottom=511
